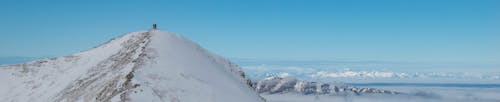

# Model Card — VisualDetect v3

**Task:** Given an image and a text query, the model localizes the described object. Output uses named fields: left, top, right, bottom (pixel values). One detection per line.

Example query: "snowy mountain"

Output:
left=0, top=30, right=264, bottom=102
left=254, top=73, right=400, bottom=95
left=255, top=73, right=500, bottom=102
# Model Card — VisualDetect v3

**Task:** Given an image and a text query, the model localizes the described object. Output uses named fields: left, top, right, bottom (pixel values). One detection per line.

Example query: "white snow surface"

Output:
left=0, top=30, right=264, bottom=102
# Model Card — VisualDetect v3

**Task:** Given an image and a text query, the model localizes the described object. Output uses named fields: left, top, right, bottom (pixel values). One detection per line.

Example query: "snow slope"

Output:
left=0, top=30, right=264, bottom=102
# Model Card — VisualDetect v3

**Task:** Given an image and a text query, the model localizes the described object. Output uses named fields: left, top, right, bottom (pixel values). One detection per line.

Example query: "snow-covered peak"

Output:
left=255, top=73, right=400, bottom=95
left=0, top=30, right=264, bottom=102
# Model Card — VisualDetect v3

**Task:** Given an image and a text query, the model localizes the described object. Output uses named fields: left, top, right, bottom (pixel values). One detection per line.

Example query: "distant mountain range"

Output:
left=253, top=73, right=401, bottom=95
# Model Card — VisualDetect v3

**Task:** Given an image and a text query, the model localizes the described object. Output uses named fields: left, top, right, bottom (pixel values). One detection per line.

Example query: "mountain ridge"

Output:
left=0, top=30, right=264, bottom=102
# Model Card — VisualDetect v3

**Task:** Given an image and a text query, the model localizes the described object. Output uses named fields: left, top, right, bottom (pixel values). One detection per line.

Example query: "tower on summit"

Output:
left=153, top=24, right=157, bottom=30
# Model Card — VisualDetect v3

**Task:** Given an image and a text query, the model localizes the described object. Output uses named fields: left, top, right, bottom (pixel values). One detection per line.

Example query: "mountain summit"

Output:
left=0, top=30, right=264, bottom=102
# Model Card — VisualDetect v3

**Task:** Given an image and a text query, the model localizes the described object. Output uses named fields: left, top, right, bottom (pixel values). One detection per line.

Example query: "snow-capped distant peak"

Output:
left=254, top=73, right=401, bottom=95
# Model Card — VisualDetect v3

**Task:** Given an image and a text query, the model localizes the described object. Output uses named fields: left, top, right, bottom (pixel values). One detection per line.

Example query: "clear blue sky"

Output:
left=0, top=0, right=499, bottom=64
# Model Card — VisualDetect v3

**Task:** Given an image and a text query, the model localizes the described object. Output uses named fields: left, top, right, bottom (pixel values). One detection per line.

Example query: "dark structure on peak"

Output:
left=152, top=24, right=157, bottom=30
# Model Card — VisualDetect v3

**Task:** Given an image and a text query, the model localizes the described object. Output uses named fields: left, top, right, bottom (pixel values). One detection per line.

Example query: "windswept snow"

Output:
left=0, top=30, right=264, bottom=102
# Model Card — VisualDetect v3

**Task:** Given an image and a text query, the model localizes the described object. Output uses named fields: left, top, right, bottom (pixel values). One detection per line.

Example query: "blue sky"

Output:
left=0, top=0, right=499, bottom=64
